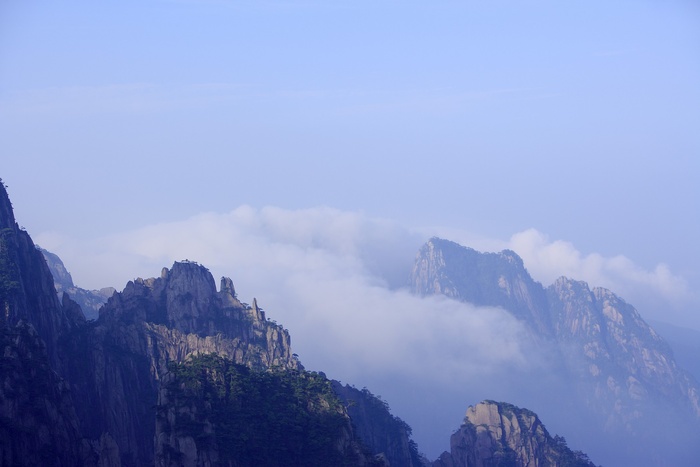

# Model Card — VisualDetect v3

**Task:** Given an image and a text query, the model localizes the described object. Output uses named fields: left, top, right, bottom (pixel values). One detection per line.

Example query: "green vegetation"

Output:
left=159, top=354, right=362, bottom=466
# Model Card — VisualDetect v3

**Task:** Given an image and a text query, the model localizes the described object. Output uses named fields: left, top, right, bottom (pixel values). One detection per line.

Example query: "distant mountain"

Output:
left=39, top=247, right=114, bottom=320
left=434, top=401, right=597, bottom=467
left=411, top=237, right=700, bottom=465
left=648, top=319, right=700, bottom=384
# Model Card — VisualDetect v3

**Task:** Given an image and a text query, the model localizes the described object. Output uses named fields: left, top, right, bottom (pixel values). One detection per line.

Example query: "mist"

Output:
left=35, top=205, right=699, bottom=460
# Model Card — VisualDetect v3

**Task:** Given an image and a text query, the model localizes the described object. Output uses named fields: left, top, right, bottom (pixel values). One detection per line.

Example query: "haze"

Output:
left=2, top=0, right=699, bottom=461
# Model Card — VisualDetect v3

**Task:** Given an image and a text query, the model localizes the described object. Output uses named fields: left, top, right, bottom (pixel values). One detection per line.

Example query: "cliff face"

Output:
left=411, top=238, right=700, bottom=464
left=1, top=179, right=417, bottom=467
left=40, top=247, right=114, bottom=320
left=0, top=321, right=87, bottom=466
left=433, top=401, right=596, bottom=467
left=410, top=239, right=551, bottom=336
left=546, top=277, right=700, bottom=427
left=332, top=382, right=423, bottom=467
left=58, top=261, right=301, bottom=465
left=0, top=183, right=81, bottom=372
left=0, top=182, right=97, bottom=466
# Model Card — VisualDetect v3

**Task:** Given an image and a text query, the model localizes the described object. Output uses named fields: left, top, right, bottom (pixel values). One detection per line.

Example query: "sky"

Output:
left=1, top=0, right=699, bottom=460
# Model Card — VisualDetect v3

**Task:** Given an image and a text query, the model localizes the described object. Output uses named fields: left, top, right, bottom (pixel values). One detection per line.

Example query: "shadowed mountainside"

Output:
left=411, top=237, right=700, bottom=465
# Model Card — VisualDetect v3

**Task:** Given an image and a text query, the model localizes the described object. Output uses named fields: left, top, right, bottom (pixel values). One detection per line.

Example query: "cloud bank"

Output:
left=507, top=228, right=690, bottom=304
left=34, top=205, right=695, bottom=456
left=36, top=206, right=692, bottom=371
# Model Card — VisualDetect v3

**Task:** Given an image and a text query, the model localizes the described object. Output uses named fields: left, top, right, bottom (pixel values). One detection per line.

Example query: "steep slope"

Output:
left=333, top=382, right=424, bottom=467
left=0, top=321, right=88, bottom=466
left=0, top=181, right=96, bottom=465
left=547, top=277, right=700, bottom=429
left=59, top=261, right=301, bottom=465
left=411, top=237, right=700, bottom=465
left=0, top=182, right=82, bottom=372
left=410, top=238, right=551, bottom=336
left=1, top=178, right=425, bottom=467
left=155, top=355, right=383, bottom=467
left=433, top=401, right=596, bottom=467
left=40, top=247, right=114, bottom=320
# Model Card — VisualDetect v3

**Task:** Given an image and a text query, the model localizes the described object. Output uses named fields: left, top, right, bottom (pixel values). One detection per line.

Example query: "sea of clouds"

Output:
left=35, top=205, right=694, bottom=458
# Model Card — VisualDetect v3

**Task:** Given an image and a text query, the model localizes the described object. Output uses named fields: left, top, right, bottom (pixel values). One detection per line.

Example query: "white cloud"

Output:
left=36, top=206, right=696, bottom=457
left=37, top=206, right=534, bottom=384
left=507, top=228, right=690, bottom=303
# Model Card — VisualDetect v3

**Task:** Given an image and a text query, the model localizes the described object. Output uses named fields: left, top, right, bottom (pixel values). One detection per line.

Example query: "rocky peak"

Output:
left=40, top=248, right=114, bottom=320
left=0, top=182, right=82, bottom=371
left=0, top=181, right=16, bottom=230
left=410, top=237, right=552, bottom=335
left=433, top=401, right=597, bottom=467
left=163, top=261, right=219, bottom=334
left=219, top=276, right=237, bottom=306
left=38, top=248, right=75, bottom=290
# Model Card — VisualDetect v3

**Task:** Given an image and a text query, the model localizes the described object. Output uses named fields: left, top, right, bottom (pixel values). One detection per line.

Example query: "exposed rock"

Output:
left=0, top=183, right=82, bottom=371
left=333, top=381, right=424, bottom=467
left=411, top=237, right=700, bottom=465
left=547, top=277, right=700, bottom=426
left=433, top=401, right=597, bottom=467
left=40, top=247, right=115, bottom=321
left=410, top=238, right=552, bottom=336
left=58, top=260, right=301, bottom=465
left=2, top=177, right=312, bottom=466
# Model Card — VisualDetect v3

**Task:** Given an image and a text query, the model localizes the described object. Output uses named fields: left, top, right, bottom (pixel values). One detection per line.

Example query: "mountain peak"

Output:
left=411, top=237, right=551, bottom=334
left=434, top=400, right=597, bottom=467
left=0, top=180, right=17, bottom=230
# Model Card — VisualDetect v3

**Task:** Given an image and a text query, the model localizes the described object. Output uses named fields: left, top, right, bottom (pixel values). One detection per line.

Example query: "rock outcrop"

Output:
left=0, top=181, right=97, bottom=466
left=411, top=237, right=700, bottom=465
left=0, top=179, right=422, bottom=466
left=433, top=401, right=596, bottom=467
left=411, top=238, right=552, bottom=336
left=40, top=247, right=114, bottom=320
left=58, top=260, right=301, bottom=465
left=333, top=382, right=424, bottom=467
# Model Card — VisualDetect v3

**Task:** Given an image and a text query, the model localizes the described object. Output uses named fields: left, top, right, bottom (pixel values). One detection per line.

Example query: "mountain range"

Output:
left=2, top=177, right=698, bottom=465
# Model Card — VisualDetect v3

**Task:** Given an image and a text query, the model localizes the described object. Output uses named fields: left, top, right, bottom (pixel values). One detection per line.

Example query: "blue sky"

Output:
left=2, top=0, right=700, bottom=459
left=2, top=0, right=699, bottom=329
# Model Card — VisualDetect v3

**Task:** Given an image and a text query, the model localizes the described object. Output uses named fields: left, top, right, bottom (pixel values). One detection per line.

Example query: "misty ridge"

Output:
left=8, top=189, right=694, bottom=466
left=2, top=1, right=697, bottom=466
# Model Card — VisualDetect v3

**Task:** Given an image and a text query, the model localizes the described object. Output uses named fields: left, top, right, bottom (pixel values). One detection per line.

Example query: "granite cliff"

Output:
left=0, top=179, right=424, bottom=466
left=411, top=237, right=700, bottom=464
left=40, top=247, right=114, bottom=320
left=433, top=401, right=596, bottom=467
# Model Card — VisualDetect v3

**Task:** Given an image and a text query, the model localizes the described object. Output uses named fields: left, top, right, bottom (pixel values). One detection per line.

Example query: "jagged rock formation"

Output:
left=40, top=247, right=114, bottom=320
left=411, top=239, right=552, bottom=336
left=333, top=382, right=424, bottom=467
left=58, top=261, right=302, bottom=465
left=433, top=401, right=597, bottom=467
left=0, top=179, right=423, bottom=466
left=411, top=237, right=700, bottom=464
left=0, top=181, right=108, bottom=466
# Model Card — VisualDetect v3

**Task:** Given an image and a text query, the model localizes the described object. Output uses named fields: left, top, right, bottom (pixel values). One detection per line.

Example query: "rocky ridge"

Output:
left=411, top=237, right=700, bottom=464
left=433, top=401, right=596, bottom=467
left=58, top=260, right=303, bottom=465
left=39, top=247, right=114, bottom=320
left=0, top=179, right=424, bottom=466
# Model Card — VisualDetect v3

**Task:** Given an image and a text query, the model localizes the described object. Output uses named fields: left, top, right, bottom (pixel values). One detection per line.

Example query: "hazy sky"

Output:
left=1, top=1, right=699, bottom=459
